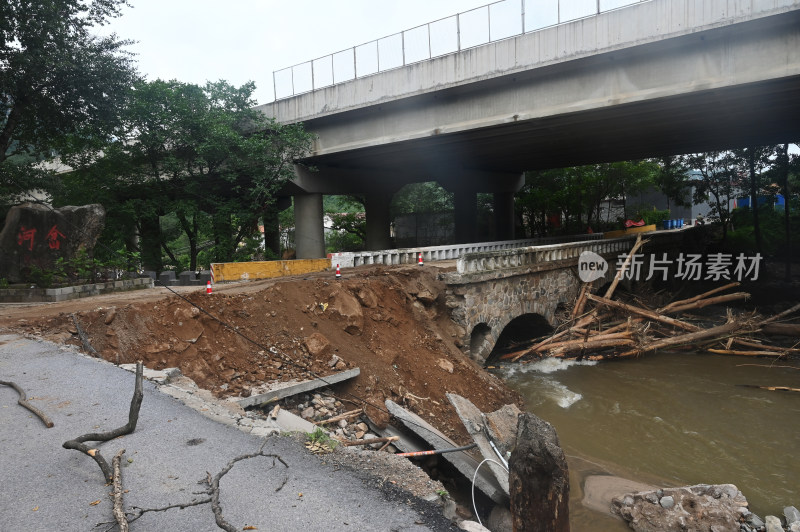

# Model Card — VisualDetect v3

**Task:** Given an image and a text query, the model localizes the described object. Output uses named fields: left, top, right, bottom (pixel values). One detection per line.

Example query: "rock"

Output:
left=355, top=287, right=378, bottom=308
left=458, top=522, right=490, bottom=532
left=487, top=505, right=513, bottom=532
left=766, top=516, right=783, bottom=532
left=416, top=289, right=437, bottom=305
left=437, top=358, right=454, bottom=373
left=304, top=333, right=331, bottom=358
left=786, top=507, right=800, bottom=526
left=0, top=203, right=105, bottom=283
left=104, top=309, right=116, bottom=325
left=455, top=503, right=473, bottom=519
left=355, top=422, right=368, bottom=432
left=338, top=419, right=348, bottom=428
left=790, top=522, right=800, bottom=532
left=443, top=499, right=458, bottom=522
left=300, top=407, right=315, bottom=420
left=328, top=290, right=364, bottom=335
left=748, top=514, right=766, bottom=529
left=328, top=354, right=341, bottom=367
left=334, top=360, right=346, bottom=370
left=613, top=484, right=749, bottom=532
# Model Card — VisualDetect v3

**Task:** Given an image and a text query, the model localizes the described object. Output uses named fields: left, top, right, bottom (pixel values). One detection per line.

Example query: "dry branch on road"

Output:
left=63, top=361, right=144, bottom=481
left=0, top=379, right=54, bottom=428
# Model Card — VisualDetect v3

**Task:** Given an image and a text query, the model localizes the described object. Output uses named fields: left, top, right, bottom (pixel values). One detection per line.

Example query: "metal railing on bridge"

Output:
left=273, top=0, right=650, bottom=100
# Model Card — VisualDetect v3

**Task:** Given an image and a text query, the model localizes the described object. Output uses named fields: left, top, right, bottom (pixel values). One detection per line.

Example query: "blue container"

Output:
left=662, top=220, right=670, bottom=230
left=678, top=219, right=683, bottom=228
left=670, top=219, right=676, bottom=229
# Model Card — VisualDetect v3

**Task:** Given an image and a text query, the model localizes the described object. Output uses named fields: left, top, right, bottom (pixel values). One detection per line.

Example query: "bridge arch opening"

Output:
left=488, top=313, right=554, bottom=362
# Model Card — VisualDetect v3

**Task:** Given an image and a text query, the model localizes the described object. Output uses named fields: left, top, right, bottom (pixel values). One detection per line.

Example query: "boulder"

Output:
left=0, top=203, right=106, bottom=283
left=612, top=484, right=750, bottom=532
left=328, top=290, right=364, bottom=335
left=304, top=332, right=331, bottom=357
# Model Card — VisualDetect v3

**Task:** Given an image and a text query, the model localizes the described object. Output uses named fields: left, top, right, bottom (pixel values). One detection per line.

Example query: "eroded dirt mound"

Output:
left=19, top=265, right=520, bottom=443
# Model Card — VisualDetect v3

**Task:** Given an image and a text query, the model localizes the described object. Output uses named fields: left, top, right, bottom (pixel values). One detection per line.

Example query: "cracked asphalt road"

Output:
left=0, top=333, right=453, bottom=532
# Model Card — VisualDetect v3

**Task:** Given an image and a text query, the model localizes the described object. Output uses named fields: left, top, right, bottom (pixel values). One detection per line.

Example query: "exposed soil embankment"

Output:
left=7, top=265, right=521, bottom=443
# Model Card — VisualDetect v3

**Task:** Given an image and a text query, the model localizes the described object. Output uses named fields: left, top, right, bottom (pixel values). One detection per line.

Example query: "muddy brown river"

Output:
left=494, top=353, right=800, bottom=531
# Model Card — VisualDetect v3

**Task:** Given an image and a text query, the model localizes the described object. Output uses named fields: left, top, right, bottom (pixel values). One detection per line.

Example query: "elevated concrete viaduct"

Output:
left=256, top=0, right=800, bottom=258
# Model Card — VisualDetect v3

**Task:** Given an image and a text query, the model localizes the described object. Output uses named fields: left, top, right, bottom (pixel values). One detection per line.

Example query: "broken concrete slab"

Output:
left=484, top=403, right=522, bottom=458
left=237, top=368, right=360, bottom=408
left=119, top=363, right=181, bottom=385
left=446, top=393, right=512, bottom=497
left=386, top=400, right=507, bottom=505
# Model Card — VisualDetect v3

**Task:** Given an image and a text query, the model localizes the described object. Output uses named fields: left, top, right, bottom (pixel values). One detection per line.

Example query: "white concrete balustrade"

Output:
left=456, top=231, right=681, bottom=274
left=328, top=234, right=603, bottom=269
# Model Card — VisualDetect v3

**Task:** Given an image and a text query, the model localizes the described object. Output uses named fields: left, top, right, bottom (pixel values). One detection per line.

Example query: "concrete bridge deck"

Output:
left=256, top=0, right=800, bottom=259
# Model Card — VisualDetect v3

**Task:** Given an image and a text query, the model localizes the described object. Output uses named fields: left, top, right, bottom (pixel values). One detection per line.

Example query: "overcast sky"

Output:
left=101, top=0, right=493, bottom=105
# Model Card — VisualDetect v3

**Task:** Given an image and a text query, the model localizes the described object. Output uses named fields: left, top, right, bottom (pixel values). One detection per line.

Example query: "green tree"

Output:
left=390, top=182, right=453, bottom=218
left=687, top=151, right=740, bottom=241
left=59, top=79, right=313, bottom=271
left=1, top=0, right=138, bottom=202
left=653, top=155, right=692, bottom=209
left=733, top=146, right=776, bottom=255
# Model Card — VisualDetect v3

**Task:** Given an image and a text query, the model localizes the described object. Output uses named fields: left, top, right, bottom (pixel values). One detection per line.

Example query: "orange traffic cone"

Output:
left=206, top=281, right=212, bottom=294
left=335, top=264, right=341, bottom=279
left=418, top=252, right=424, bottom=266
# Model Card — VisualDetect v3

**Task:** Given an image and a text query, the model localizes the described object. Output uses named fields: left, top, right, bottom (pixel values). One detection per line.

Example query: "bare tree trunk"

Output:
left=748, top=148, right=763, bottom=254
left=509, top=413, right=570, bottom=532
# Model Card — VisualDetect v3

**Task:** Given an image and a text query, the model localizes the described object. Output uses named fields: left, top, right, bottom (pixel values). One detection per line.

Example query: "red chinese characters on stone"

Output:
left=46, top=225, right=66, bottom=250
left=17, top=226, right=37, bottom=251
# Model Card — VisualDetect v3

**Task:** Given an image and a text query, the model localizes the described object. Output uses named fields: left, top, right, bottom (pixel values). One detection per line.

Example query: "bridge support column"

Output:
left=454, top=189, right=478, bottom=244
left=494, top=191, right=515, bottom=241
left=365, top=192, right=393, bottom=251
left=294, top=193, right=325, bottom=259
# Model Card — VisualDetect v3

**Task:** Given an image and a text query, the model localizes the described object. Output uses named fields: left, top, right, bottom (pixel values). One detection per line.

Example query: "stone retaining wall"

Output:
left=0, top=277, right=153, bottom=303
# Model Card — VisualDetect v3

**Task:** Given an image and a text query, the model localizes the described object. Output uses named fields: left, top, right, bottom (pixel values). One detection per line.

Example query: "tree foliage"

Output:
left=516, top=161, right=658, bottom=236
left=58, top=79, right=313, bottom=271
left=0, top=0, right=138, bottom=201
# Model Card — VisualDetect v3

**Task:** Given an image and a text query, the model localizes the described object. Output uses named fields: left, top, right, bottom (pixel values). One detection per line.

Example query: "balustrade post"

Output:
left=457, top=13, right=461, bottom=51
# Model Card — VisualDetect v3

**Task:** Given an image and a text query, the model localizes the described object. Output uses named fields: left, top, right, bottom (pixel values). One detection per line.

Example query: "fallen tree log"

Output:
left=63, top=361, right=144, bottom=482
left=759, top=302, right=800, bottom=326
left=730, top=338, right=800, bottom=353
left=586, top=293, right=699, bottom=332
left=659, top=282, right=740, bottom=312
left=571, top=282, right=591, bottom=319
left=607, top=321, right=743, bottom=360
left=662, top=292, right=750, bottom=314
left=313, top=408, right=362, bottom=426
left=112, top=449, right=129, bottom=532
left=761, top=323, right=800, bottom=337
left=0, top=379, right=54, bottom=428
left=707, top=349, right=785, bottom=357
left=550, top=338, right=636, bottom=358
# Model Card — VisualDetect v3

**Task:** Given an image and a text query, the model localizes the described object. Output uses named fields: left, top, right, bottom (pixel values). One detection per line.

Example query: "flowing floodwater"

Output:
left=493, top=353, right=800, bottom=531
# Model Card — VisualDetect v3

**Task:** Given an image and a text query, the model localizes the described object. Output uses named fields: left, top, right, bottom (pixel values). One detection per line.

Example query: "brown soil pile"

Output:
left=10, top=265, right=520, bottom=443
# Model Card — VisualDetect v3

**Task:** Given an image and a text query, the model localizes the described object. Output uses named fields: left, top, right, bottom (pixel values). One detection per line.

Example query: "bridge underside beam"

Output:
left=295, top=11, right=800, bottom=174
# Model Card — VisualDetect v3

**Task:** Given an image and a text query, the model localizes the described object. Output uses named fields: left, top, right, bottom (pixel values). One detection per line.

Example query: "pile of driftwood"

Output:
left=501, top=236, right=800, bottom=364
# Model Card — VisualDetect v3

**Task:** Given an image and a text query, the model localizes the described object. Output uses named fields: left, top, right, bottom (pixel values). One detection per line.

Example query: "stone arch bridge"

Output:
left=441, top=230, right=690, bottom=362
